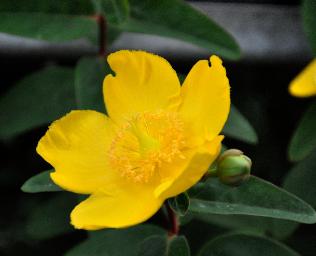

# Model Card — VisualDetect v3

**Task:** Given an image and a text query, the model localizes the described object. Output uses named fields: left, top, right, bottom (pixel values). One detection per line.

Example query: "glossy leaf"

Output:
left=168, top=192, right=190, bottom=216
left=138, top=235, right=190, bottom=256
left=288, top=99, right=316, bottom=161
left=25, top=193, right=77, bottom=240
left=223, top=105, right=258, bottom=144
left=117, top=0, right=240, bottom=60
left=185, top=213, right=298, bottom=240
left=284, top=150, right=316, bottom=209
left=0, top=0, right=94, bottom=14
left=21, top=170, right=62, bottom=193
left=198, top=233, right=299, bottom=256
left=188, top=176, right=316, bottom=224
left=0, top=13, right=97, bottom=43
left=0, top=66, right=76, bottom=139
left=75, top=56, right=110, bottom=113
left=66, top=225, right=165, bottom=256
left=302, top=0, right=316, bottom=55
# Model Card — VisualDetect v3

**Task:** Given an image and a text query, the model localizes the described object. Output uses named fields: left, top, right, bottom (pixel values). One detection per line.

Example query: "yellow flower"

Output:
left=37, top=50, right=230, bottom=230
left=289, top=59, right=316, bottom=97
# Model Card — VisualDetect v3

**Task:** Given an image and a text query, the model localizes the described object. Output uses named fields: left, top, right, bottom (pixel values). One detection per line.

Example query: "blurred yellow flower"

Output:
left=289, top=59, right=316, bottom=97
left=36, top=50, right=230, bottom=230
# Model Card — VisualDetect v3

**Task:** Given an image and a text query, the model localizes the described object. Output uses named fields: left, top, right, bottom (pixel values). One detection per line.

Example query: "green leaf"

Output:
left=188, top=176, right=316, bottom=224
left=168, top=236, right=190, bottom=256
left=25, top=193, right=77, bottom=240
left=138, top=235, right=167, bottom=256
left=198, top=233, right=299, bottom=256
left=302, top=0, right=316, bottom=55
left=0, top=13, right=97, bottom=43
left=223, top=105, right=258, bottom=144
left=66, top=224, right=165, bottom=256
left=184, top=213, right=298, bottom=240
left=75, top=56, right=110, bottom=113
left=0, top=66, right=76, bottom=139
left=117, top=0, right=241, bottom=60
left=0, top=0, right=94, bottom=14
left=288, top=99, right=316, bottom=161
left=168, top=192, right=190, bottom=216
left=92, top=0, right=129, bottom=24
left=284, top=150, right=316, bottom=209
left=21, top=170, right=62, bottom=193
left=138, top=235, right=190, bottom=256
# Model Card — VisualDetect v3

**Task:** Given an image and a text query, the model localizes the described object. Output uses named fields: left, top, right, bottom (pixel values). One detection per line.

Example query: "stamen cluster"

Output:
left=108, top=111, right=185, bottom=183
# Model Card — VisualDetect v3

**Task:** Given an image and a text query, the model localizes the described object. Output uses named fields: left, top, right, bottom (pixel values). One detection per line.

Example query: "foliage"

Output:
left=0, top=0, right=315, bottom=255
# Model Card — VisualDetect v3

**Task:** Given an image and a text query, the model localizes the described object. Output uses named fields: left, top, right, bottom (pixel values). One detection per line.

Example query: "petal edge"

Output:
left=37, top=110, right=119, bottom=194
left=289, top=59, right=316, bottom=97
left=179, top=55, right=230, bottom=143
left=71, top=184, right=163, bottom=229
left=103, top=50, right=181, bottom=122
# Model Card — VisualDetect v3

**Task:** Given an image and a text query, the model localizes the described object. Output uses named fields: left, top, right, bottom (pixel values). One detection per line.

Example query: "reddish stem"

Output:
left=166, top=204, right=179, bottom=236
left=96, top=14, right=107, bottom=56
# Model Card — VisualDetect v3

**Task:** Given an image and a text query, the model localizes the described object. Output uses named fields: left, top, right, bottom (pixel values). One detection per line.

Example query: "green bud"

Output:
left=217, top=149, right=252, bottom=186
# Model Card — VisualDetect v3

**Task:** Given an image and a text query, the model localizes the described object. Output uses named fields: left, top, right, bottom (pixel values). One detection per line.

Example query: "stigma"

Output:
left=108, top=111, right=186, bottom=183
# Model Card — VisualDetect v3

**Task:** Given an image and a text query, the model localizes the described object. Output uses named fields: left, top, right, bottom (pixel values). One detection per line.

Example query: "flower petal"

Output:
left=289, top=59, right=316, bottom=97
left=71, top=183, right=163, bottom=229
left=103, top=50, right=181, bottom=122
left=37, top=110, right=119, bottom=194
left=155, top=136, right=223, bottom=199
left=179, top=56, right=230, bottom=143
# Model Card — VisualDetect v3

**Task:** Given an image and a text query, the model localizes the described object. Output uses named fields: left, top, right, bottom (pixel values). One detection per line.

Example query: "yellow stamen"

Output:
left=108, top=111, right=185, bottom=183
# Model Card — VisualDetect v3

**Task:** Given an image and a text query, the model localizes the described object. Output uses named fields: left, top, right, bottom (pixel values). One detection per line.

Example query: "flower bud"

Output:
left=217, top=149, right=252, bottom=186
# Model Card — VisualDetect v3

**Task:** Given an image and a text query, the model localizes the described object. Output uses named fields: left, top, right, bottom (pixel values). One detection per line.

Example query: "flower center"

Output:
left=108, top=111, right=185, bottom=183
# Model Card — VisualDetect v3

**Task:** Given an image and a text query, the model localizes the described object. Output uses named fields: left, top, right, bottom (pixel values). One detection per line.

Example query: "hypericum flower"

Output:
left=289, top=59, right=316, bottom=97
left=37, top=50, right=230, bottom=230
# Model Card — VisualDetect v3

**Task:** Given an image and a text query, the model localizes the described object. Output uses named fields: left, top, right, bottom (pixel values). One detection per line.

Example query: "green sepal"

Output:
left=168, top=192, right=190, bottom=217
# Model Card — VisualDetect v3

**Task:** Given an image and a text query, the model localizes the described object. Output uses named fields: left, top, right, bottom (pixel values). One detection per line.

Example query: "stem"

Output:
left=166, top=203, right=179, bottom=236
left=96, top=14, right=107, bottom=56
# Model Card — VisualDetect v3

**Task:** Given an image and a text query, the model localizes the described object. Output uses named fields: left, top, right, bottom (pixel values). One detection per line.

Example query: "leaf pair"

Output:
left=22, top=171, right=316, bottom=225
left=21, top=165, right=314, bottom=254
left=66, top=228, right=298, bottom=256
left=0, top=0, right=241, bottom=59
